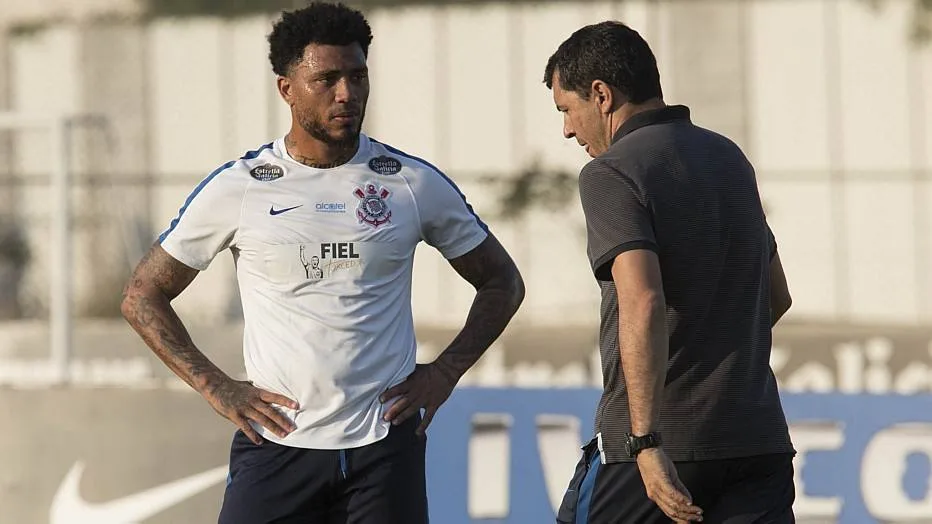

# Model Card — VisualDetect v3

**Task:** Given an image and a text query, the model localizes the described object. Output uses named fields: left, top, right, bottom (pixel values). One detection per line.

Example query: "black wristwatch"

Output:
left=625, top=432, right=662, bottom=458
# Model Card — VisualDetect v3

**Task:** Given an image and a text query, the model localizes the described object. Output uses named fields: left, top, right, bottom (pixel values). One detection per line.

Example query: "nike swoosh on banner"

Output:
left=270, top=205, right=302, bottom=215
left=50, top=461, right=228, bottom=524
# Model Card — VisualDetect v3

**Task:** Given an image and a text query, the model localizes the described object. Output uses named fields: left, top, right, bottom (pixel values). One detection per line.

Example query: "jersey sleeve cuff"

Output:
left=592, top=240, right=659, bottom=281
left=439, top=229, right=488, bottom=260
left=159, top=237, right=211, bottom=271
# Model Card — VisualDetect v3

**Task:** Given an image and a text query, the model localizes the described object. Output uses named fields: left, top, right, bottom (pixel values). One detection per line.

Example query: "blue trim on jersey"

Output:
left=369, top=139, right=489, bottom=232
left=339, top=450, right=349, bottom=479
left=158, top=143, right=273, bottom=243
left=575, top=451, right=601, bottom=524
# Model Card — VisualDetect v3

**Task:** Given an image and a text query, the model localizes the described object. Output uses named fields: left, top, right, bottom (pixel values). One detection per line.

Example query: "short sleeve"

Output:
left=578, top=160, right=658, bottom=281
left=411, top=169, right=489, bottom=260
left=158, top=167, right=245, bottom=271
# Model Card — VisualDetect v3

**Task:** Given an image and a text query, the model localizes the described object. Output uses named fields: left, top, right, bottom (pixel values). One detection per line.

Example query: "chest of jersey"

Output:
left=236, top=171, right=419, bottom=288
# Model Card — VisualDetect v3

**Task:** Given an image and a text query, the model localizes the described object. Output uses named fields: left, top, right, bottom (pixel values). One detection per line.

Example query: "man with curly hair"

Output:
left=120, top=3, right=525, bottom=522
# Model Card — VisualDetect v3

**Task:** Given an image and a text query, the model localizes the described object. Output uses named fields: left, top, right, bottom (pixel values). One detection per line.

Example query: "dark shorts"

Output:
left=218, top=416, right=428, bottom=524
left=557, top=439, right=796, bottom=524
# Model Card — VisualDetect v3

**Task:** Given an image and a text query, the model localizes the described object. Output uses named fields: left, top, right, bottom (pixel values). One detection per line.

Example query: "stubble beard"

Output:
left=300, top=108, right=365, bottom=150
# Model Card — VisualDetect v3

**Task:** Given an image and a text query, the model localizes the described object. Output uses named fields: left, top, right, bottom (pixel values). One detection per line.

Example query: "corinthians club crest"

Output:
left=354, top=183, right=392, bottom=227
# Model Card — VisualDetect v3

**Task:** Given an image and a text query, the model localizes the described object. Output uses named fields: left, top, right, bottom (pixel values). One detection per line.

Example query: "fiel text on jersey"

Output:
left=320, top=242, right=360, bottom=259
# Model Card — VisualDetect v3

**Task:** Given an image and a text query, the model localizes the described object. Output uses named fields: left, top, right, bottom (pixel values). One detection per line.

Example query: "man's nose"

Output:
left=334, top=77, right=354, bottom=104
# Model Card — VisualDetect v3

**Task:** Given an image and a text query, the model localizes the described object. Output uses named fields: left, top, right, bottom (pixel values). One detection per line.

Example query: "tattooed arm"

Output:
left=121, top=244, right=297, bottom=444
left=381, top=234, right=525, bottom=434
left=435, top=234, right=525, bottom=380
left=121, top=244, right=219, bottom=390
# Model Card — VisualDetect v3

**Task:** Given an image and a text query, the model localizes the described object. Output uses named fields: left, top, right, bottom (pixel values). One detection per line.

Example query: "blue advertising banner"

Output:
left=426, top=389, right=932, bottom=523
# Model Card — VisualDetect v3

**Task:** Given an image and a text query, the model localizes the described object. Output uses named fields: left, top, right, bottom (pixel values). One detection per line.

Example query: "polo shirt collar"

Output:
left=612, top=104, right=691, bottom=143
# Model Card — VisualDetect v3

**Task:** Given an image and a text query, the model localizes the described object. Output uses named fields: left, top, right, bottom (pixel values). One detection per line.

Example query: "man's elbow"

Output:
left=777, top=293, right=793, bottom=317
left=771, top=290, right=792, bottom=325
left=120, top=278, right=158, bottom=325
left=512, top=269, right=527, bottom=309
left=782, top=293, right=793, bottom=314
left=119, top=280, right=140, bottom=324
left=499, top=263, right=526, bottom=312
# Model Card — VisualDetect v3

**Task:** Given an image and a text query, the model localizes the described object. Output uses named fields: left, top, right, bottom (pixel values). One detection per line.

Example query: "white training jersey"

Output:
left=158, top=134, right=488, bottom=449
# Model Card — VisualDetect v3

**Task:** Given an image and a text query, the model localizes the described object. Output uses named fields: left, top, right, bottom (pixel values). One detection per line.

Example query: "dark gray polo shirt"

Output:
left=578, top=105, right=795, bottom=463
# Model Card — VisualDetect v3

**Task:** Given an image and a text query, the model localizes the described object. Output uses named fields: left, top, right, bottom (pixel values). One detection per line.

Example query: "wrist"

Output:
left=433, top=354, right=466, bottom=384
left=625, top=431, right=662, bottom=459
left=193, top=369, right=229, bottom=396
left=635, top=447, right=663, bottom=463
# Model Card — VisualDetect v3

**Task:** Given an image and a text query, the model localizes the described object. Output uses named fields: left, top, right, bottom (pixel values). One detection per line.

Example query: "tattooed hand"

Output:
left=380, top=362, right=458, bottom=436
left=202, top=376, right=299, bottom=445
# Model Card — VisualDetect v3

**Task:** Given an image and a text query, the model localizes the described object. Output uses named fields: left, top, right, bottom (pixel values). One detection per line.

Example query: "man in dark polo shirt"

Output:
left=544, top=21, right=796, bottom=524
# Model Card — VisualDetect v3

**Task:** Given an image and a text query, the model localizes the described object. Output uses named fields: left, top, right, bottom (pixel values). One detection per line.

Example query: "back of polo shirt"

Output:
left=578, top=105, right=795, bottom=463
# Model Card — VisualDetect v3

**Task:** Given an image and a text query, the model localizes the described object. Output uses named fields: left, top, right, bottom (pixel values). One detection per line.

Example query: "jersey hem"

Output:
left=255, top=423, right=393, bottom=450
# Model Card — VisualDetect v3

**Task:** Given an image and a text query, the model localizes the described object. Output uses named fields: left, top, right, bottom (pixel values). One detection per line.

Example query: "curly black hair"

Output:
left=544, top=21, right=662, bottom=104
left=268, top=2, right=374, bottom=77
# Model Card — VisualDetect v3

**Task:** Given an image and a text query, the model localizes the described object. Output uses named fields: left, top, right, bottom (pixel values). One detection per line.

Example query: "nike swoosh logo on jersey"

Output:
left=50, top=461, right=228, bottom=524
left=270, top=205, right=302, bottom=215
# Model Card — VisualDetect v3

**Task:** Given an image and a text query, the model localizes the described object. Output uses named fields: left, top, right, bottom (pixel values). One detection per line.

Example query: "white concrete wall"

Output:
left=5, top=0, right=932, bottom=326
left=0, top=0, right=136, bottom=26
left=749, top=0, right=932, bottom=323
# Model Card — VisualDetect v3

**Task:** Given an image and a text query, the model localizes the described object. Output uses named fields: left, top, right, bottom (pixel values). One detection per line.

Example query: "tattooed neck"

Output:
left=285, top=134, right=358, bottom=169
left=292, top=155, right=351, bottom=169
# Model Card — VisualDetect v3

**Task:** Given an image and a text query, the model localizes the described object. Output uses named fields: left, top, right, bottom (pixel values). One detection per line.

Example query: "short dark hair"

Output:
left=543, top=21, right=662, bottom=103
left=268, top=2, right=374, bottom=77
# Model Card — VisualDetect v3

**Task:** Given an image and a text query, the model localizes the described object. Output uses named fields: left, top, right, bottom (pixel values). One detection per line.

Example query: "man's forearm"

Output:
left=435, top=275, right=524, bottom=381
left=121, top=290, right=226, bottom=393
left=620, top=295, right=668, bottom=436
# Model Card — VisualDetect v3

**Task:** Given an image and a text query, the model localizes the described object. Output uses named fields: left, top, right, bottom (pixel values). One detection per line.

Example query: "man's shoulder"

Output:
left=203, top=141, right=284, bottom=186
left=366, top=137, right=444, bottom=179
left=236, top=141, right=290, bottom=182
left=364, top=137, right=471, bottom=198
left=618, top=119, right=746, bottom=159
left=580, top=155, right=640, bottom=190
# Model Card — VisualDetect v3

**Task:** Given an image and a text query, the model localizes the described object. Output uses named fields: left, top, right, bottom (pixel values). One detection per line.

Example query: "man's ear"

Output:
left=591, top=80, right=619, bottom=115
left=277, top=76, right=294, bottom=107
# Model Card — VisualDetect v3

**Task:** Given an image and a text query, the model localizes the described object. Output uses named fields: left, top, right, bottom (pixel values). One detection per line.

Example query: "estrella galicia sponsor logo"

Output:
left=367, top=155, right=402, bottom=176
left=315, top=202, right=347, bottom=214
left=250, top=163, right=285, bottom=181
